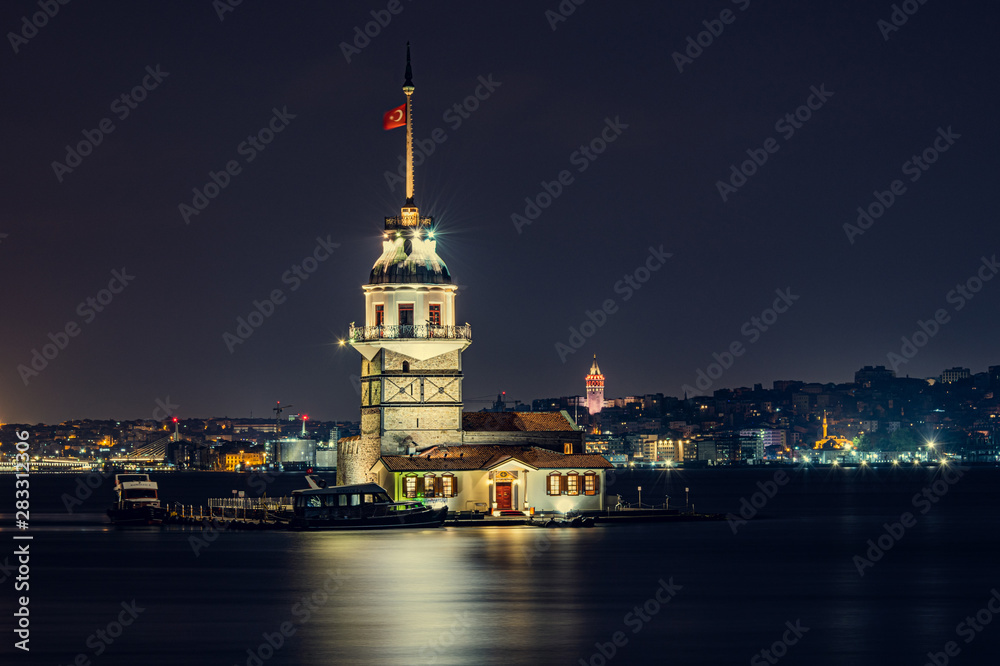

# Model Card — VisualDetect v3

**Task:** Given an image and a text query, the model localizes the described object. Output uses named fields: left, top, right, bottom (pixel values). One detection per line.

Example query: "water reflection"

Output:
left=293, top=527, right=601, bottom=665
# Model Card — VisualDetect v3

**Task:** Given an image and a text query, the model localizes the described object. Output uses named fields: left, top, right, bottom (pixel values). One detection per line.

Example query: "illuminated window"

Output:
left=584, top=473, right=598, bottom=496
left=349, top=494, right=361, bottom=506
left=563, top=443, right=573, bottom=454
left=424, top=474, right=436, bottom=497
left=375, top=304, right=384, bottom=326
left=307, top=496, right=321, bottom=507
left=404, top=476, right=417, bottom=498
left=547, top=473, right=562, bottom=495
left=429, top=304, right=441, bottom=326
left=442, top=474, right=456, bottom=498
left=567, top=472, right=579, bottom=496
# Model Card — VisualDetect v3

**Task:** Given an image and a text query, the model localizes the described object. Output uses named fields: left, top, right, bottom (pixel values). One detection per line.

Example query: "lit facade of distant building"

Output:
left=223, top=451, right=266, bottom=471
left=941, top=367, right=971, bottom=383
left=813, top=413, right=853, bottom=450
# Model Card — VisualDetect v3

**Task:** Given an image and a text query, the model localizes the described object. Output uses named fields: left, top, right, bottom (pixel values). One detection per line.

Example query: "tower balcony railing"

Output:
left=348, top=323, right=472, bottom=342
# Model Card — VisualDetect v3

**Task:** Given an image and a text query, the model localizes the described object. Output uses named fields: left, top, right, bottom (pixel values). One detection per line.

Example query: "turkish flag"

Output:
left=383, top=104, right=406, bottom=130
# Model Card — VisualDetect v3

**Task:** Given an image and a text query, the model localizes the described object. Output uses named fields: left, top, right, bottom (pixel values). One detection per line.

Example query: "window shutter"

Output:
left=560, top=475, right=567, bottom=494
left=435, top=477, right=443, bottom=496
left=594, top=473, right=600, bottom=495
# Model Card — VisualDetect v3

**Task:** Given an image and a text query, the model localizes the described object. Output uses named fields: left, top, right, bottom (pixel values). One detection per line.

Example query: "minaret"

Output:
left=822, top=411, right=828, bottom=440
left=586, top=355, right=605, bottom=416
left=339, top=44, right=472, bottom=486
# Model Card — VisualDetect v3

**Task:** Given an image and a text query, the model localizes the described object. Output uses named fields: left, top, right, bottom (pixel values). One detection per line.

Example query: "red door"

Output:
left=496, top=483, right=512, bottom=511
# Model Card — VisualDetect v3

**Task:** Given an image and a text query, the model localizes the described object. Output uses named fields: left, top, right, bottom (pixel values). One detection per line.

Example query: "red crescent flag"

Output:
left=383, top=104, right=406, bottom=130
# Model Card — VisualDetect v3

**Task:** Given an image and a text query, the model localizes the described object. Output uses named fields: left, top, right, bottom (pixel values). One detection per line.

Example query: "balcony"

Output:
left=349, top=323, right=472, bottom=342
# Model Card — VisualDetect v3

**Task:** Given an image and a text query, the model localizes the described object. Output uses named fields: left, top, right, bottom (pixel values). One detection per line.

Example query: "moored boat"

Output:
left=289, top=477, right=448, bottom=530
left=107, top=473, right=167, bottom=526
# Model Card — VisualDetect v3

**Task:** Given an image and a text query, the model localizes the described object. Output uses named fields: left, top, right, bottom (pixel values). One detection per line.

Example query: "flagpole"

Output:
left=403, top=42, right=415, bottom=206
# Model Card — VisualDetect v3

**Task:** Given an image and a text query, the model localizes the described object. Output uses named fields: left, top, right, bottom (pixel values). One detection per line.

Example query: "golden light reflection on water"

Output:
left=286, top=526, right=606, bottom=665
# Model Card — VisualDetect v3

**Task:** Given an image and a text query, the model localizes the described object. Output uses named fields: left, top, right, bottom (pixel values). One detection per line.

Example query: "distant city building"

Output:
left=586, top=355, right=605, bottom=415
left=813, top=413, right=853, bottom=450
left=738, top=430, right=765, bottom=464
left=315, top=446, right=337, bottom=470
left=854, top=365, right=896, bottom=386
left=223, top=450, right=266, bottom=471
left=278, top=438, right=317, bottom=467
left=941, top=367, right=971, bottom=383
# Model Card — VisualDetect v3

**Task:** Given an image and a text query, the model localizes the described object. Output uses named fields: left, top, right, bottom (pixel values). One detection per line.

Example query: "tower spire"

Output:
left=403, top=42, right=415, bottom=206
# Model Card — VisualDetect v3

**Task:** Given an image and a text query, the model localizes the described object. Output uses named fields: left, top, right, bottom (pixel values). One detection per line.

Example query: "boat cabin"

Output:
left=293, top=482, right=404, bottom=520
left=113, top=474, right=160, bottom=507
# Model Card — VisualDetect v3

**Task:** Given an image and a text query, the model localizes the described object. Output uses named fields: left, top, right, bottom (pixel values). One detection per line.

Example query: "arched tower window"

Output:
left=402, top=361, right=410, bottom=373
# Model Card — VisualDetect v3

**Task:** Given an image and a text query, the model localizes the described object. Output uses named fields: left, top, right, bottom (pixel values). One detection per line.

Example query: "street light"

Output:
left=638, top=485, right=642, bottom=509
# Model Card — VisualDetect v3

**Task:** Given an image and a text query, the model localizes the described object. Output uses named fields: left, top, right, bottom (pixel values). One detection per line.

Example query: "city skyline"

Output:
left=3, top=2, right=997, bottom=425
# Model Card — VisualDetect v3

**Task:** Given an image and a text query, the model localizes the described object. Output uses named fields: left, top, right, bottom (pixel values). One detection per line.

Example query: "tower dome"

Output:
left=369, top=232, right=451, bottom=285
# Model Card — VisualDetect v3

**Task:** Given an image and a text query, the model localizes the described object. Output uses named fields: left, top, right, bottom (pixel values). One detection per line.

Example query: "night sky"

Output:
left=3, top=0, right=997, bottom=424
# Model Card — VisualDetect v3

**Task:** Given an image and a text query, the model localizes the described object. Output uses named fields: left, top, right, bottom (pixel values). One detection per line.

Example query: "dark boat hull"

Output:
left=107, top=505, right=167, bottom=526
left=290, top=506, right=448, bottom=531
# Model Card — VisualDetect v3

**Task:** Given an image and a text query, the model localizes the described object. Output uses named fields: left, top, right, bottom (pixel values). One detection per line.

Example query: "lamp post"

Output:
left=638, top=485, right=642, bottom=509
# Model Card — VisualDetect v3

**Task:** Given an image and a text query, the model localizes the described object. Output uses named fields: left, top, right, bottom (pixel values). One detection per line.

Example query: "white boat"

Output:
left=107, top=473, right=167, bottom=526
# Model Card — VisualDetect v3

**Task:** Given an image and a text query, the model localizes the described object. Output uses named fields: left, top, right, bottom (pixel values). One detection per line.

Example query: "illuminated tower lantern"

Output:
left=586, top=355, right=604, bottom=416
left=338, top=44, right=472, bottom=486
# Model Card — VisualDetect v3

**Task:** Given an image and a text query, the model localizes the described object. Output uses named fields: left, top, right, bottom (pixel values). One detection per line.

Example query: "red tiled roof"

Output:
left=461, top=411, right=578, bottom=432
left=375, top=444, right=611, bottom=472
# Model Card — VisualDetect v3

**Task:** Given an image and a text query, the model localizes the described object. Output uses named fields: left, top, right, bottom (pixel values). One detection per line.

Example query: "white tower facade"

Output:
left=338, top=45, right=471, bottom=486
